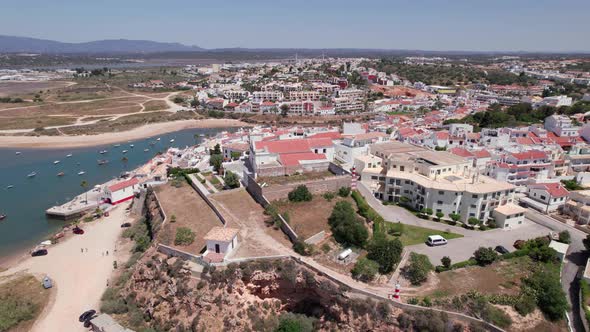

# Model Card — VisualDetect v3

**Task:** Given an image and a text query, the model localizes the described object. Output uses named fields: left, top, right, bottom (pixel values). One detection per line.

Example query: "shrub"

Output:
left=328, top=201, right=368, bottom=247
left=209, top=154, right=223, bottom=172
left=338, top=186, right=351, bottom=197
left=468, top=217, right=480, bottom=226
left=473, top=247, right=498, bottom=266
left=293, top=240, right=313, bottom=256
left=482, top=304, right=512, bottom=328
left=224, top=171, right=240, bottom=189
left=449, top=213, right=461, bottom=222
left=321, top=243, right=331, bottom=253
left=275, top=313, right=315, bottom=332
left=405, top=253, right=433, bottom=285
left=170, top=215, right=176, bottom=223
left=435, top=212, right=444, bottom=221
left=558, top=230, right=571, bottom=244
left=441, top=256, right=452, bottom=269
left=174, top=227, right=195, bottom=245
left=288, top=185, right=312, bottom=202
left=523, top=267, right=569, bottom=321
left=351, top=257, right=379, bottom=282
left=367, top=237, right=403, bottom=274
left=514, top=293, right=536, bottom=316
left=322, top=192, right=335, bottom=201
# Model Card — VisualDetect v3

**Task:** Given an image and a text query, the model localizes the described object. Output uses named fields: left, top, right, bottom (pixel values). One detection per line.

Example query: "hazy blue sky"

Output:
left=1, top=0, right=588, bottom=51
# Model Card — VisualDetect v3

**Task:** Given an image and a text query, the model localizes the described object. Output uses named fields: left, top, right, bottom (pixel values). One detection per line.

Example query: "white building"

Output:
left=492, top=203, right=526, bottom=229
left=104, top=178, right=140, bottom=205
left=523, top=183, right=569, bottom=213
left=203, top=227, right=239, bottom=263
left=544, top=114, right=579, bottom=137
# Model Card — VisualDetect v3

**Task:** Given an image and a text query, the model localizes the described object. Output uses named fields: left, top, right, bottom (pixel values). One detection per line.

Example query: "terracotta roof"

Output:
left=108, top=177, right=139, bottom=192
left=309, top=131, right=342, bottom=140
left=254, top=138, right=333, bottom=154
left=204, top=226, right=239, bottom=242
left=510, top=150, right=547, bottom=161
left=472, top=150, right=491, bottom=158
left=449, top=147, right=473, bottom=158
left=435, top=131, right=450, bottom=140
left=529, top=183, right=569, bottom=198
left=224, top=142, right=249, bottom=151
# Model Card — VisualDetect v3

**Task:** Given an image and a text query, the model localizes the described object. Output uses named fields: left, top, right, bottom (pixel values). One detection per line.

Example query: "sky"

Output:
left=1, top=0, right=589, bottom=52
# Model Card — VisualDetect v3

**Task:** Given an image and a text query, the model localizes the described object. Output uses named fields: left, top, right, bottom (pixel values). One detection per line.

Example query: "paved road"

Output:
left=526, top=210, right=587, bottom=332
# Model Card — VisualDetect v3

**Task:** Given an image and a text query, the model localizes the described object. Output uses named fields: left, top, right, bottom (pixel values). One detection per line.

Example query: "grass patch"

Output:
left=0, top=275, right=50, bottom=332
left=383, top=222, right=463, bottom=246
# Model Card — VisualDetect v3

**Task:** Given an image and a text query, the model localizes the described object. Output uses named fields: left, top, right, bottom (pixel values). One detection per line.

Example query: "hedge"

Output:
left=580, top=279, right=590, bottom=323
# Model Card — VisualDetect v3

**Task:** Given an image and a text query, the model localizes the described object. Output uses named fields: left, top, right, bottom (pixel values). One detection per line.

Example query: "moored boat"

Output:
left=27, top=172, right=37, bottom=178
left=78, top=171, right=86, bottom=176
left=57, top=172, right=65, bottom=177
left=53, top=160, right=60, bottom=165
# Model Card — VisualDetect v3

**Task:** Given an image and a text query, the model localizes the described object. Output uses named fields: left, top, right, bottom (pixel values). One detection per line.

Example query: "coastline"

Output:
left=0, top=118, right=250, bottom=149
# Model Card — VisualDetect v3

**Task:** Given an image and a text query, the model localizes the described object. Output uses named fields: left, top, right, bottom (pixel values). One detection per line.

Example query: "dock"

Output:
left=45, top=188, right=102, bottom=220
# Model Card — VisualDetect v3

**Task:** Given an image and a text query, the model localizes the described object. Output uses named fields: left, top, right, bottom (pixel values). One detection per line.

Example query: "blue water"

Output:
left=0, top=127, right=234, bottom=261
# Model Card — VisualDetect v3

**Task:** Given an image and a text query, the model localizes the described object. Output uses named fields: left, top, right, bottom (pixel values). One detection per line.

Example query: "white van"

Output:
left=426, top=235, right=448, bottom=246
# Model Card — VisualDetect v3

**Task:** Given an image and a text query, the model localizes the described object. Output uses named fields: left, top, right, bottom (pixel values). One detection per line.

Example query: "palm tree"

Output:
left=80, top=180, right=89, bottom=205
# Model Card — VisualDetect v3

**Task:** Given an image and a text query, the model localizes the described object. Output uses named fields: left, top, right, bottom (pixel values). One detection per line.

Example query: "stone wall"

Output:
left=262, top=175, right=351, bottom=202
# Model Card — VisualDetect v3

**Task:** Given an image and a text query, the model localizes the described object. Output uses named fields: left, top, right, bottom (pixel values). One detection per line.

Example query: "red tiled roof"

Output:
left=108, top=177, right=139, bottom=192
left=510, top=150, right=547, bottom=161
left=435, top=131, right=450, bottom=140
left=449, top=147, right=474, bottom=158
left=309, top=131, right=342, bottom=140
left=472, top=150, right=491, bottom=158
left=530, top=183, right=569, bottom=198
left=279, top=152, right=327, bottom=166
left=254, top=137, right=333, bottom=154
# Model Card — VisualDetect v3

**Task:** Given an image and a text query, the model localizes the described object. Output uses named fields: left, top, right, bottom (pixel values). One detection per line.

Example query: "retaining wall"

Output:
left=262, top=175, right=351, bottom=202
left=187, top=174, right=227, bottom=225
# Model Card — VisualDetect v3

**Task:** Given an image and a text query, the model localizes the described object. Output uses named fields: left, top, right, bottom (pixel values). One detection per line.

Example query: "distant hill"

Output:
left=0, top=35, right=203, bottom=54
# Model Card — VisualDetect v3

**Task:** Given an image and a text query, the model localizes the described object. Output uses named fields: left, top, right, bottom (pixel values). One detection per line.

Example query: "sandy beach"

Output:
left=0, top=118, right=250, bottom=149
left=0, top=204, right=133, bottom=332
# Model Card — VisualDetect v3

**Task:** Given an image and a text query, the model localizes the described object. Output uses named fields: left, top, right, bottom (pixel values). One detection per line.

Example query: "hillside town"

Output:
left=3, top=54, right=590, bottom=332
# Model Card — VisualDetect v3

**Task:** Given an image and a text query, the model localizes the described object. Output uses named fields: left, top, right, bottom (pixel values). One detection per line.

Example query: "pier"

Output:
left=45, top=188, right=102, bottom=220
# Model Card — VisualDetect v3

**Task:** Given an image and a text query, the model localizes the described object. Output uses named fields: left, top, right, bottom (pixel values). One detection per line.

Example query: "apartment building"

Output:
left=486, top=150, right=553, bottom=187
left=563, top=190, right=590, bottom=224
left=252, top=91, right=284, bottom=102
left=334, top=132, right=388, bottom=167
left=544, top=114, right=579, bottom=137
left=224, top=90, right=250, bottom=100
left=337, top=89, right=366, bottom=99
left=334, top=97, right=364, bottom=112
left=287, top=90, right=321, bottom=101
left=522, top=183, right=569, bottom=213
left=361, top=142, right=515, bottom=223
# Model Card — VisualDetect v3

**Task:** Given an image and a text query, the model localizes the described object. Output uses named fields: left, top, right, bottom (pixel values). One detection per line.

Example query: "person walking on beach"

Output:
left=81, top=248, right=83, bottom=253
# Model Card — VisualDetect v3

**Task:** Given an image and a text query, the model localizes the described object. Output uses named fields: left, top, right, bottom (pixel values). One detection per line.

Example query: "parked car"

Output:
left=31, top=249, right=48, bottom=257
left=120, top=222, right=131, bottom=228
left=73, top=227, right=84, bottom=235
left=426, top=235, right=448, bottom=246
left=495, top=245, right=510, bottom=254
left=79, top=309, right=96, bottom=323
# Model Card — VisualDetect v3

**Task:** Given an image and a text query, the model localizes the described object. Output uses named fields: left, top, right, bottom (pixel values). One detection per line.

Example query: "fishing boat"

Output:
left=15, top=151, right=21, bottom=155
left=66, top=153, right=73, bottom=158
left=53, top=160, right=60, bottom=165
left=156, top=137, right=161, bottom=141
left=78, top=171, right=86, bottom=176
left=0, top=214, right=6, bottom=221
left=27, top=172, right=37, bottom=178
left=6, top=185, right=14, bottom=189
left=144, top=148, right=149, bottom=152
left=170, top=139, right=175, bottom=143
left=97, top=159, right=109, bottom=165
left=114, top=144, right=121, bottom=147
left=57, top=172, right=65, bottom=177
left=99, top=150, right=108, bottom=154
left=122, top=150, right=128, bottom=154
left=130, top=144, right=134, bottom=148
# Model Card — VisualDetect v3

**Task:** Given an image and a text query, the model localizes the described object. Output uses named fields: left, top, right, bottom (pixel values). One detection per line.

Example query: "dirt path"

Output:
left=0, top=205, right=133, bottom=332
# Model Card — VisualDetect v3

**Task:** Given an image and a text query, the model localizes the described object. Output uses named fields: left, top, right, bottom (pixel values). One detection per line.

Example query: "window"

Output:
left=436, top=209, right=442, bottom=213
left=439, top=191, right=444, bottom=195
left=323, top=148, right=326, bottom=153
left=472, top=195, right=478, bottom=199
left=396, top=180, right=401, bottom=185
left=540, top=195, right=546, bottom=200
left=437, top=201, right=443, bottom=205
left=371, top=176, right=378, bottom=180
left=405, top=180, right=411, bottom=184
left=400, top=166, right=405, bottom=171
left=470, top=204, right=477, bottom=208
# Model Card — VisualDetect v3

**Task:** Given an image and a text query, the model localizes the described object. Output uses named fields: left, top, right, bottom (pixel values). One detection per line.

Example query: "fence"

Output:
left=187, top=174, right=228, bottom=225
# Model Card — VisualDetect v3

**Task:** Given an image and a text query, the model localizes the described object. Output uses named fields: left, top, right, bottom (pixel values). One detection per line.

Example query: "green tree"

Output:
left=468, top=217, right=480, bottom=227
left=338, top=186, right=351, bottom=197
left=449, top=213, right=461, bottom=223
left=473, top=247, right=498, bottom=266
left=275, top=313, right=315, bottom=332
left=209, top=154, right=223, bottom=173
left=523, top=268, right=569, bottom=321
left=328, top=201, right=368, bottom=247
left=288, top=185, right=312, bottom=202
left=441, top=256, right=451, bottom=269
left=367, top=237, right=403, bottom=274
left=224, top=171, right=240, bottom=189
left=435, top=212, right=444, bottom=221
left=280, top=104, right=290, bottom=117
left=351, top=257, right=379, bottom=282
left=558, top=230, right=571, bottom=244
left=405, top=253, right=433, bottom=285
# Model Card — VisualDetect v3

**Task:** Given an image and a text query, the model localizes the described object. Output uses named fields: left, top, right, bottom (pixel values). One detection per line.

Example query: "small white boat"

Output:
left=53, top=160, right=60, bottom=165
left=27, top=172, right=37, bottom=178
left=77, top=171, right=85, bottom=176
left=6, top=185, right=14, bottom=189
left=170, top=139, right=175, bottom=143
left=99, top=150, right=108, bottom=154
left=57, top=172, right=65, bottom=177
left=15, top=151, right=21, bottom=155
left=114, top=144, right=121, bottom=147
left=144, top=149, right=149, bottom=152
left=130, top=144, right=134, bottom=148
left=122, top=150, right=128, bottom=154
left=156, top=138, right=161, bottom=141
left=66, top=154, right=73, bottom=158
left=199, top=134, right=205, bottom=137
